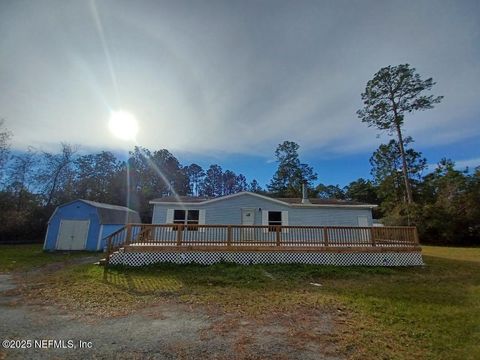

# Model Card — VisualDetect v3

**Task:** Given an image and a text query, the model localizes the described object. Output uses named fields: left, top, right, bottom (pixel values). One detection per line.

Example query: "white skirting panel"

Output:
left=109, top=251, right=424, bottom=267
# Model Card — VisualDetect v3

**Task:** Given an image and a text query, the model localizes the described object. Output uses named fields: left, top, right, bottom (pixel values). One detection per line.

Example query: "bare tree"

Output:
left=7, top=148, right=38, bottom=209
left=0, top=119, right=12, bottom=182
left=37, top=143, right=78, bottom=206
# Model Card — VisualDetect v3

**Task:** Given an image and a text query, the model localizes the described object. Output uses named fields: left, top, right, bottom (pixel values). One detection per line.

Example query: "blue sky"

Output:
left=1, top=0, right=479, bottom=188
left=176, top=135, right=480, bottom=188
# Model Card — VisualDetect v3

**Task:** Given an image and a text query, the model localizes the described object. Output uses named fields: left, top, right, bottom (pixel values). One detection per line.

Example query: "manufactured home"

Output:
left=101, top=191, right=422, bottom=267
left=150, top=191, right=376, bottom=228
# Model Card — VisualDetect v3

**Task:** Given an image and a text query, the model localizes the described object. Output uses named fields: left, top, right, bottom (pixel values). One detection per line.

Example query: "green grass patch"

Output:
left=11, top=246, right=480, bottom=359
left=0, top=244, right=95, bottom=272
left=422, top=245, right=480, bottom=263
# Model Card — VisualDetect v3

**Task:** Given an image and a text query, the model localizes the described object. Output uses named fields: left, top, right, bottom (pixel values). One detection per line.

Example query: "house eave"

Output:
left=149, top=201, right=208, bottom=206
left=149, top=193, right=378, bottom=209
left=149, top=191, right=291, bottom=207
left=290, top=204, right=378, bottom=209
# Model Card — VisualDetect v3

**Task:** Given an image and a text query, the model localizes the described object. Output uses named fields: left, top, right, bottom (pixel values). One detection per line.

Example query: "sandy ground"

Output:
left=0, top=263, right=344, bottom=360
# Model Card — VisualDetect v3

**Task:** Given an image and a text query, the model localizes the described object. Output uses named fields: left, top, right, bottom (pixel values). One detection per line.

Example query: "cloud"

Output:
left=427, top=157, right=480, bottom=172
left=1, top=0, right=479, bottom=158
left=454, top=157, right=480, bottom=170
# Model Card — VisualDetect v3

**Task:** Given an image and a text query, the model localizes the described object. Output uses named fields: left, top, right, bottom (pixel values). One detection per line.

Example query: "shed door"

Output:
left=56, top=220, right=90, bottom=250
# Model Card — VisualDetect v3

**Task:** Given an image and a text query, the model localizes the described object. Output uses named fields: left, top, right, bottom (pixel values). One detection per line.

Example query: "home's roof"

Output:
left=150, top=192, right=376, bottom=208
left=151, top=196, right=210, bottom=203
left=54, top=199, right=141, bottom=224
left=275, top=198, right=368, bottom=206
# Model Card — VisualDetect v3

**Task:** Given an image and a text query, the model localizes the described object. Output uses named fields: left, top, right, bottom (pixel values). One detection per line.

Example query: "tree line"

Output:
left=0, top=134, right=265, bottom=242
left=0, top=64, right=478, bottom=245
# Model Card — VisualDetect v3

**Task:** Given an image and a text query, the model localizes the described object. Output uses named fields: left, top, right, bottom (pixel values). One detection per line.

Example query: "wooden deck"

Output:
left=104, top=224, right=421, bottom=266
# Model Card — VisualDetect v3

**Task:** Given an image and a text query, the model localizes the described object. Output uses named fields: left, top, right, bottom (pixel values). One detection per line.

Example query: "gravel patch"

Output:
left=0, top=275, right=16, bottom=293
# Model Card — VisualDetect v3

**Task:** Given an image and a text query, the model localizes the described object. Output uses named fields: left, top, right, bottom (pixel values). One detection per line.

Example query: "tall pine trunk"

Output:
left=395, top=124, right=414, bottom=204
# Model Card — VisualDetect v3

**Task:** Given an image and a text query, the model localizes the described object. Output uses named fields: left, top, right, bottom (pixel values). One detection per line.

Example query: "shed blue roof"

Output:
left=51, top=199, right=141, bottom=224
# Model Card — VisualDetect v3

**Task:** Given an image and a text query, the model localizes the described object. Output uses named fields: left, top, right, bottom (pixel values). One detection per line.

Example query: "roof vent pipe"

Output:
left=301, top=182, right=310, bottom=204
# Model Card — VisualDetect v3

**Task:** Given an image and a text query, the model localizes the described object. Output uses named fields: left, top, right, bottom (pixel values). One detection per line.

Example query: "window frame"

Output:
left=268, top=211, right=282, bottom=232
left=173, top=209, right=200, bottom=231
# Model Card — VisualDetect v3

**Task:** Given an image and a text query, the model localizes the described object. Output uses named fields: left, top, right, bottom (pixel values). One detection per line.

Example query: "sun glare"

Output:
left=108, top=110, right=139, bottom=141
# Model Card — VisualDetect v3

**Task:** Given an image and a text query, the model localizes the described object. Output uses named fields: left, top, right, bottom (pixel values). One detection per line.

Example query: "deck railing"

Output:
left=105, top=224, right=419, bottom=263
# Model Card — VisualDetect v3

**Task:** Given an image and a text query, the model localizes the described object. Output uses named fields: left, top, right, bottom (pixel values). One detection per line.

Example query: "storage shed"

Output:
left=43, top=200, right=141, bottom=251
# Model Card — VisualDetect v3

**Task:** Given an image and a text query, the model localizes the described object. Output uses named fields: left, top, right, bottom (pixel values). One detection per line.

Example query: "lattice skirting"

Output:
left=109, top=251, right=424, bottom=267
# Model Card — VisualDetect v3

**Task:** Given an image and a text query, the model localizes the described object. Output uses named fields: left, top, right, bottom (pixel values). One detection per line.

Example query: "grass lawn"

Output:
left=422, top=245, right=480, bottom=263
left=0, top=244, right=95, bottom=272
left=5, top=244, right=480, bottom=359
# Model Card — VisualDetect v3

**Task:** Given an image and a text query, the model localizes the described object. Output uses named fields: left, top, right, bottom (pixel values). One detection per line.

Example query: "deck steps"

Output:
left=99, top=248, right=124, bottom=266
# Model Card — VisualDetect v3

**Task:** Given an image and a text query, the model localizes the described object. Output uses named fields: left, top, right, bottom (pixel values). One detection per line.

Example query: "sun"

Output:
left=108, top=110, right=139, bottom=141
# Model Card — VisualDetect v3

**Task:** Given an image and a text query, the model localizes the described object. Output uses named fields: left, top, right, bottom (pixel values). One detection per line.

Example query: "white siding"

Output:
left=281, top=211, right=289, bottom=233
left=261, top=210, right=268, bottom=233
left=166, top=209, right=174, bottom=223
left=357, top=216, right=369, bottom=227
left=199, top=209, right=206, bottom=232
left=165, top=208, right=174, bottom=232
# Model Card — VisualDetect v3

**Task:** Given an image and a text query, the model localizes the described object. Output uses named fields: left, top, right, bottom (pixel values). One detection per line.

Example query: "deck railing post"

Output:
left=227, top=225, right=232, bottom=246
left=146, top=227, right=152, bottom=244
left=371, top=227, right=376, bottom=247
left=125, top=224, right=132, bottom=245
left=276, top=226, right=281, bottom=246
left=105, top=236, right=112, bottom=267
left=176, top=224, right=184, bottom=246
left=323, top=227, right=329, bottom=246
left=413, top=227, right=419, bottom=245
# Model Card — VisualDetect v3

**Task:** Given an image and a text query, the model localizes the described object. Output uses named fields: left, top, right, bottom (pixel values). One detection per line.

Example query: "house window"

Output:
left=173, top=210, right=186, bottom=224
left=268, top=211, right=282, bottom=231
left=173, top=209, right=199, bottom=230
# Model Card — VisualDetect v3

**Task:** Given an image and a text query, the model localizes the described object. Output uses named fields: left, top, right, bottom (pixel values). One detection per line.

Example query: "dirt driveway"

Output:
left=0, top=262, right=344, bottom=360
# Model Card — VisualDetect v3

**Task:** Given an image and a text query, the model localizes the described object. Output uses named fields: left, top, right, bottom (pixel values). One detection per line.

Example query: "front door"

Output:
left=241, top=209, right=255, bottom=241
left=242, top=209, right=255, bottom=226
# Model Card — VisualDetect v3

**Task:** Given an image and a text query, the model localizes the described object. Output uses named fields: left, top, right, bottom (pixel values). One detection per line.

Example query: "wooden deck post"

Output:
left=105, top=236, right=112, bottom=267
left=227, top=225, right=232, bottom=246
left=276, top=226, right=281, bottom=246
left=125, top=224, right=132, bottom=245
left=413, top=227, right=420, bottom=245
left=176, top=224, right=183, bottom=246
left=371, top=227, right=376, bottom=246
left=323, top=227, right=329, bottom=246
left=146, top=227, right=152, bottom=243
